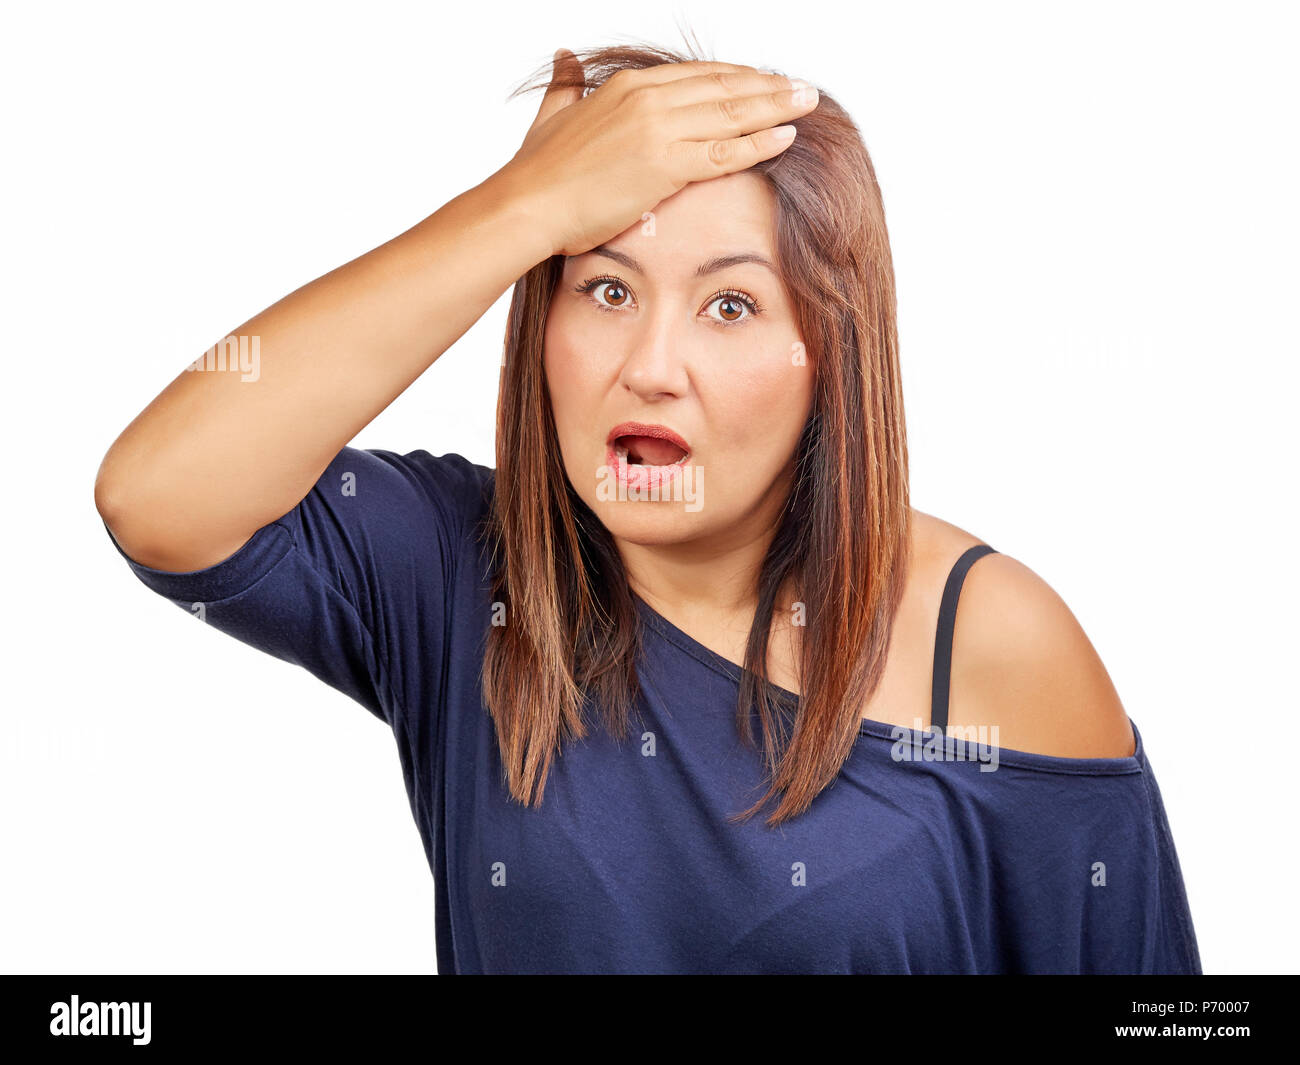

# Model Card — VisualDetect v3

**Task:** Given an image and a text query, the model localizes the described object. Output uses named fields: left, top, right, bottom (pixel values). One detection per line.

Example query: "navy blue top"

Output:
left=104, top=446, right=1202, bottom=974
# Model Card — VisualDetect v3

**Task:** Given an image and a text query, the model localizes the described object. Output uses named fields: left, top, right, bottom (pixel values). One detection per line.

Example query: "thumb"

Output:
left=530, top=48, right=584, bottom=132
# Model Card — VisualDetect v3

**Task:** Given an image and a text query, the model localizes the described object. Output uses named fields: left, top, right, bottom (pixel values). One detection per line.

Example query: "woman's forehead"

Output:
left=649, top=170, right=776, bottom=241
left=566, top=173, right=778, bottom=277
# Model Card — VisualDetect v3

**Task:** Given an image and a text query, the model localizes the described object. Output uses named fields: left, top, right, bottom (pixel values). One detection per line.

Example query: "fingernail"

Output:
left=788, top=81, right=817, bottom=109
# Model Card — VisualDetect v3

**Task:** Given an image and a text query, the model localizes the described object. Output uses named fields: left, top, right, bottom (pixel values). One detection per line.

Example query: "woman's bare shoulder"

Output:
left=910, top=508, right=1137, bottom=759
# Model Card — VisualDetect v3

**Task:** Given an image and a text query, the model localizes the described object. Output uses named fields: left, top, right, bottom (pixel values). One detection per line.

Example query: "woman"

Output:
left=95, top=42, right=1201, bottom=974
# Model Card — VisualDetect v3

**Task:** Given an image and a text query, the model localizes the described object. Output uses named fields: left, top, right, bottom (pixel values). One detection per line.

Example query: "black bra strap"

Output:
left=930, top=544, right=998, bottom=734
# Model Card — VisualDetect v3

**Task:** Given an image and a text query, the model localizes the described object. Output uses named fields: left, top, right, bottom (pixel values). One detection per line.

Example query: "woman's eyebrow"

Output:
left=696, top=252, right=777, bottom=277
left=586, top=244, right=777, bottom=277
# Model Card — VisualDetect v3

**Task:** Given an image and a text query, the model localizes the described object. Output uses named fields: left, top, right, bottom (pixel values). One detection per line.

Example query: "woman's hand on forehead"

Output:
left=493, top=51, right=819, bottom=259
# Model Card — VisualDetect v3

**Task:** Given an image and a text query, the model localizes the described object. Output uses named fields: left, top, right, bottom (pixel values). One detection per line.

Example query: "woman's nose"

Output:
left=616, top=312, right=690, bottom=398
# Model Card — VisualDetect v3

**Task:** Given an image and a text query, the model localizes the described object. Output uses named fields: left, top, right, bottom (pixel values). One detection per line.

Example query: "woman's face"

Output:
left=543, top=171, right=814, bottom=551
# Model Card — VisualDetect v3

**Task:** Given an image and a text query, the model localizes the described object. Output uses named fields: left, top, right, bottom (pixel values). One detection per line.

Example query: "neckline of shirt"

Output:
left=632, top=594, right=1146, bottom=777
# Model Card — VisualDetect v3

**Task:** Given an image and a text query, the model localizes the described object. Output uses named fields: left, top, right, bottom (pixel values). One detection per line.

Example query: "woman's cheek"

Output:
left=546, top=313, right=605, bottom=392
left=543, top=321, right=605, bottom=472
left=721, top=336, right=811, bottom=466
left=730, top=338, right=804, bottom=410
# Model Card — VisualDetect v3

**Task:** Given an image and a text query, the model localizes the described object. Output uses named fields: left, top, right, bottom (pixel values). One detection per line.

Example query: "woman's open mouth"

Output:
left=605, top=423, right=691, bottom=492
left=613, top=434, right=689, bottom=466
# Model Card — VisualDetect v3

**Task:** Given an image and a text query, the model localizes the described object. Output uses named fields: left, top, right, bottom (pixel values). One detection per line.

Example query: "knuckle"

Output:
left=623, top=83, right=654, bottom=111
left=716, top=95, right=747, bottom=126
left=706, top=138, right=733, bottom=168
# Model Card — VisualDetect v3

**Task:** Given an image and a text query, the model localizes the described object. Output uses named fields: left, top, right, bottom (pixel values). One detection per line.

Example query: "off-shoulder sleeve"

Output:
left=102, top=447, right=493, bottom=732
left=961, top=734, right=1202, bottom=974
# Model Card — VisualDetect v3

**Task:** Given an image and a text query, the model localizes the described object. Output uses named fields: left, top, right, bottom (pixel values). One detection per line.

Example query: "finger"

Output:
left=672, top=124, right=800, bottom=183
left=653, top=69, right=799, bottom=109
left=606, top=59, right=764, bottom=92
left=666, top=81, right=818, bottom=142
left=531, top=47, right=585, bottom=130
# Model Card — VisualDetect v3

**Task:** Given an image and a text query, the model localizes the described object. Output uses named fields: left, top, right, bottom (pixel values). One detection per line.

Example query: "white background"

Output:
left=2, top=0, right=1294, bottom=974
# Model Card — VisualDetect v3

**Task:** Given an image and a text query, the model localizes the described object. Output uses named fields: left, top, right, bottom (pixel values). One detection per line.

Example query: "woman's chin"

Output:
left=598, top=507, right=700, bottom=546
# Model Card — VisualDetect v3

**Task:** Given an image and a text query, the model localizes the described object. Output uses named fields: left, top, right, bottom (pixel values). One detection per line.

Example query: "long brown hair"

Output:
left=479, top=39, right=911, bottom=826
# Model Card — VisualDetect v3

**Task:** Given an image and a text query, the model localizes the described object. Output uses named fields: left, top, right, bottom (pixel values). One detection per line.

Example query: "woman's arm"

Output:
left=94, top=179, right=546, bottom=572
left=95, top=52, right=815, bottom=573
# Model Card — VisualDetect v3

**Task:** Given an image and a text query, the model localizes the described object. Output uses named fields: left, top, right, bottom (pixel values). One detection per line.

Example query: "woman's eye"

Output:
left=704, top=292, right=759, bottom=325
left=585, top=279, right=630, bottom=308
left=572, top=276, right=635, bottom=311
